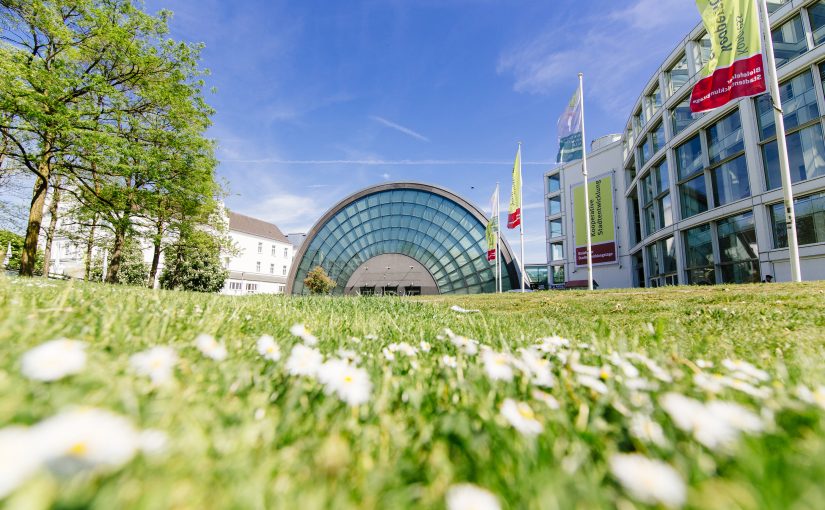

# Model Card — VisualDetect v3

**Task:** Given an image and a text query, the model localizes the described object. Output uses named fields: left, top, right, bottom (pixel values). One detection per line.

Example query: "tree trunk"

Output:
left=41, top=176, right=62, bottom=277
left=106, top=227, right=126, bottom=284
left=20, top=155, right=51, bottom=276
left=148, top=222, right=163, bottom=289
left=84, top=215, right=97, bottom=281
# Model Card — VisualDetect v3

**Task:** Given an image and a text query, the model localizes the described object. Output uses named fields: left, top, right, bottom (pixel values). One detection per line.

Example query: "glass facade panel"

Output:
left=651, top=121, right=666, bottom=154
left=659, top=193, right=674, bottom=228
left=813, top=2, right=825, bottom=46
left=762, top=124, right=825, bottom=189
left=680, top=175, right=709, bottom=219
left=684, top=224, right=715, bottom=285
left=707, top=110, right=744, bottom=165
left=666, top=54, right=689, bottom=97
left=551, top=265, right=565, bottom=285
left=549, top=218, right=563, bottom=238
left=770, top=191, right=825, bottom=248
left=639, top=138, right=652, bottom=168
left=547, top=173, right=561, bottom=193
left=772, top=15, right=807, bottom=67
left=757, top=71, right=819, bottom=139
left=550, top=242, right=564, bottom=262
left=676, top=135, right=703, bottom=180
left=711, top=155, right=750, bottom=206
left=670, top=98, right=696, bottom=136
left=717, top=212, right=760, bottom=284
left=548, top=196, right=562, bottom=215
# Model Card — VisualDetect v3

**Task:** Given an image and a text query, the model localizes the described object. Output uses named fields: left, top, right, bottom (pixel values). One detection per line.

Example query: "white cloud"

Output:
left=497, top=0, right=699, bottom=117
left=370, top=116, right=430, bottom=142
left=234, top=192, right=323, bottom=233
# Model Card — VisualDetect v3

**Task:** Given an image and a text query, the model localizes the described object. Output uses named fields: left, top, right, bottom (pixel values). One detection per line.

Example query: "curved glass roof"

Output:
left=290, top=187, right=514, bottom=295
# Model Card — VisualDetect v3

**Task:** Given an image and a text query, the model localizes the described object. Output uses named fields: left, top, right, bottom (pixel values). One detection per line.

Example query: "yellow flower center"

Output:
left=518, top=405, right=535, bottom=420
left=344, top=375, right=353, bottom=383
left=69, top=442, right=88, bottom=457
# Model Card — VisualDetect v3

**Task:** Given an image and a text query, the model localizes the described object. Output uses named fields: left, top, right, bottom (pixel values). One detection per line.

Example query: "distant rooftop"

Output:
left=228, top=211, right=289, bottom=243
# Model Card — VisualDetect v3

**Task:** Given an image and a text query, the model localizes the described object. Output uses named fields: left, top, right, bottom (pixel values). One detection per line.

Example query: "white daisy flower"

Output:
left=285, top=344, right=323, bottom=377
left=500, top=399, right=543, bottom=436
left=256, top=335, right=281, bottom=361
left=138, top=429, right=169, bottom=457
left=693, top=373, right=725, bottom=393
left=520, top=349, right=555, bottom=388
left=532, top=390, right=560, bottom=410
left=609, top=352, right=640, bottom=378
left=482, top=350, right=514, bottom=382
left=796, top=385, right=825, bottom=409
left=450, top=335, right=479, bottom=356
left=364, top=334, right=378, bottom=341
left=419, top=341, right=432, bottom=353
left=705, top=401, right=765, bottom=435
left=441, top=355, right=458, bottom=368
left=0, top=426, right=42, bottom=499
left=21, top=339, right=87, bottom=382
left=629, top=414, right=668, bottom=447
left=535, top=335, right=571, bottom=354
left=450, top=305, right=480, bottom=314
left=318, top=359, right=371, bottom=406
left=446, top=483, right=501, bottom=510
left=382, top=348, right=396, bottom=361
left=624, top=377, right=658, bottom=392
left=34, top=408, right=141, bottom=476
left=659, top=393, right=744, bottom=450
left=387, top=342, right=418, bottom=356
left=577, top=374, right=609, bottom=394
left=609, top=453, right=686, bottom=508
left=570, top=362, right=607, bottom=379
left=289, top=324, right=319, bottom=346
left=696, top=359, right=714, bottom=369
left=336, top=349, right=361, bottom=364
left=194, top=334, right=227, bottom=361
left=129, top=346, right=178, bottom=385
left=722, top=359, right=769, bottom=383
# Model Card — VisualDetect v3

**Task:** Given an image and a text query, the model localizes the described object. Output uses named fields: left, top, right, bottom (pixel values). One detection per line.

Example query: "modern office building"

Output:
left=287, top=182, right=521, bottom=295
left=546, top=0, right=825, bottom=288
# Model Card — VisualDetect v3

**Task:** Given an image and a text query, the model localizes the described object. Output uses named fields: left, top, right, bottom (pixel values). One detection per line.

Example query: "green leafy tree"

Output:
left=304, top=266, right=336, bottom=295
left=159, top=230, right=228, bottom=293
left=88, top=237, right=148, bottom=285
left=0, top=229, right=43, bottom=274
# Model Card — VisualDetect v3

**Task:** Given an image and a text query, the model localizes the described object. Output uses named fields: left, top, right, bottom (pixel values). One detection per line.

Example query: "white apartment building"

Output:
left=222, top=211, right=294, bottom=295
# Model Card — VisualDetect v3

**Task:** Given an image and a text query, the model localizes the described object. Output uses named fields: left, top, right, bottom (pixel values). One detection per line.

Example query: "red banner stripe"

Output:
left=690, top=53, right=767, bottom=113
left=487, top=250, right=497, bottom=261
left=507, top=209, right=521, bottom=229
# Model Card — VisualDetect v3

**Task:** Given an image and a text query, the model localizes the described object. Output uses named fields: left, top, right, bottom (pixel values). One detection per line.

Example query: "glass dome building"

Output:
left=287, top=182, right=520, bottom=295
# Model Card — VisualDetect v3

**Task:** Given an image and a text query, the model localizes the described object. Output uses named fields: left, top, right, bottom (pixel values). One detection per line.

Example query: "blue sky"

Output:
left=146, top=0, right=702, bottom=263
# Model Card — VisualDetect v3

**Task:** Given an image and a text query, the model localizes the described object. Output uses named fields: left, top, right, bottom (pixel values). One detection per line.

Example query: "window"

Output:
left=676, top=135, right=708, bottom=219
left=666, top=54, right=689, bottom=98
left=640, top=159, right=672, bottom=237
left=646, top=236, right=677, bottom=287
left=257, top=242, right=263, bottom=254
left=644, top=86, right=662, bottom=122
left=811, top=2, right=825, bottom=46
left=693, top=32, right=712, bottom=70
left=360, top=286, right=375, bottom=296
left=547, top=196, right=562, bottom=215
left=767, top=0, right=788, bottom=13
left=707, top=111, right=749, bottom=207
left=548, top=218, right=563, bottom=238
left=382, top=286, right=398, bottom=296
left=271, top=245, right=276, bottom=256
left=757, top=70, right=825, bottom=190
left=770, top=191, right=825, bottom=248
left=404, top=286, right=422, bottom=296
left=717, top=212, right=760, bottom=284
left=282, top=265, right=287, bottom=276
left=547, top=173, right=561, bottom=193
left=551, top=265, right=565, bottom=285
left=269, top=263, right=274, bottom=274
left=550, top=242, right=564, bottom=262
left=229, top=281, right=242, bottom=291
left=626, top=160, right=637, bottom=187
left=256, top=261, right=261, bottom=272
left=638, top=138, right=652, bottom=168
left=772, top=15, right=807, bottom=67
left=670, top=97, right=697, bottom=137
left=284, top=248, right=289, bottom=258
left=684, top=224, right=715, bottom=284
left=651, top=122, right=666, bottom=154
left=246, top=283, right=258, bottom=294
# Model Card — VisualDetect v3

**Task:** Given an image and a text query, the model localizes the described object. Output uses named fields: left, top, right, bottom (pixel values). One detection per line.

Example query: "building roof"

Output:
left=228, top=211, right=289, bottom=243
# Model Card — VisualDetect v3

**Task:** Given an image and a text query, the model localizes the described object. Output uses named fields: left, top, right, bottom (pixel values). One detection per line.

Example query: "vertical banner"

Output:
left=573, top=175, right=617, bottom=266
left=486, top=187, right=499, bottom=261
left=507, top=147, right=522, bottom=229
left=557, top=89, right=583, bottom=163
left=690, top=0, right=766, bottom=113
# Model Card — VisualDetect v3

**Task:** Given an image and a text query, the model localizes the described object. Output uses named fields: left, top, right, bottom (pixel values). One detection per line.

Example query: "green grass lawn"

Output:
left=2, top=277, right=825, bottom=509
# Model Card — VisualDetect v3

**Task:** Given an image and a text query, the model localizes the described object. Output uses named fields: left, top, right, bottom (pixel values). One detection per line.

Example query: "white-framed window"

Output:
left=283, top=247, right=288, bottom=258
left=256, top=261, right=261, bottom=272
left=270, top=263, right=274, bottom=274
left=246, top=283, right=258, bottom=294
left=271, top=245, right=276, bottom=256
left=257, top=242, right=263, bottom=254
left=282, top=265, right=287, bottom=275
left=229, top=281, right=242, bottom=291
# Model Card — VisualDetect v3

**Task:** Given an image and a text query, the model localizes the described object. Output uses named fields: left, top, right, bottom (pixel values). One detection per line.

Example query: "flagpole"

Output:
left=518, top=143, right=525, bottom=292
left=496, top=182, right=501, bottom=293
left=579, top=73, right=594, bottom=291
left=758, top=0, right=802, bottom=282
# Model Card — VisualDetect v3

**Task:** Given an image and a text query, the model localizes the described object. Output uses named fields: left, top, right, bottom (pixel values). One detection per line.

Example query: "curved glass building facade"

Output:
left=287, top=183, right=520, bottom=295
